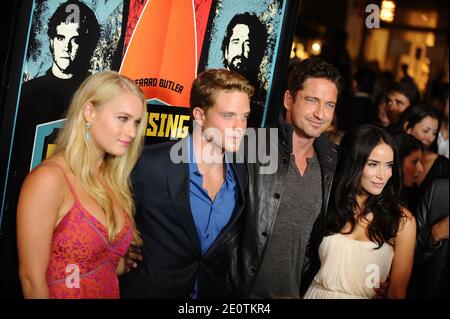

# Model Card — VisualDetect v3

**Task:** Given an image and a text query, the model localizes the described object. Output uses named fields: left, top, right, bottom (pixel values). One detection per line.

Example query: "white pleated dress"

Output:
left=303, top=233, right=394, bottom=299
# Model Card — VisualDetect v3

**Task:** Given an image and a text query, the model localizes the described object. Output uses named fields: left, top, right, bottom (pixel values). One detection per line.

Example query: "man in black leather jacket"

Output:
left=408, top=178, right=449, bottom=298
left=234, top=57, right=343, bottom=298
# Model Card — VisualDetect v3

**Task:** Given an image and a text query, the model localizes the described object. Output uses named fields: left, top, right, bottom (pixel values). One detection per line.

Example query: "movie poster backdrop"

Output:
left=0, top=0, right=299, bottom=226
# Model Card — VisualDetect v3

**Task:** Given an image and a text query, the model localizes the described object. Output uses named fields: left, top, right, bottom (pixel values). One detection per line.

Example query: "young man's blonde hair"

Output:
left=55, top=71, right=147, bottom=245
left=189, top=68, right=254, bottom=115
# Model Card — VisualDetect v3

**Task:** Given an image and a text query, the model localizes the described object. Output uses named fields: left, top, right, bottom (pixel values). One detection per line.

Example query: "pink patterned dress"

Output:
left=46, top=163, right=132, bottom=298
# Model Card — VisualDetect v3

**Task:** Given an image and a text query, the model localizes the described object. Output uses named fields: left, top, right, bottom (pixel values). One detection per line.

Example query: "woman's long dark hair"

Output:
left=397, top=104, right=442, bottom=133
left=326, top=124, right=404, bottom=248
left=397, top=104, right=442, bottom=152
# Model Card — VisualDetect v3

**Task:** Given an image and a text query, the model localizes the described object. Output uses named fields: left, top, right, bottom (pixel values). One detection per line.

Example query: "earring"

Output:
left=86, top=122, right=91, bottom=142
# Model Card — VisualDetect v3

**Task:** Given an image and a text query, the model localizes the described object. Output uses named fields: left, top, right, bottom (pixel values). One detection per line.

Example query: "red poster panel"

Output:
left=120, top=0, right=198, bottom=107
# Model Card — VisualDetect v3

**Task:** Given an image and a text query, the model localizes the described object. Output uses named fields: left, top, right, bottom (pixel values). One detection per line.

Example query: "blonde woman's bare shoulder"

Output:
left=17, top=161, right=70, bottom=230
left=17, top=157, right=73, bottom=245
left=21, top=157, right=68, bottom=199
left=40, top=152, right=68, bottom=168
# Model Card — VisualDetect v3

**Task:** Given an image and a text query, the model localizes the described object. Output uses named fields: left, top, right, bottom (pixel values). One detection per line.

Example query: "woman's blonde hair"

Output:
left=55, top=71, right=147, bottom=245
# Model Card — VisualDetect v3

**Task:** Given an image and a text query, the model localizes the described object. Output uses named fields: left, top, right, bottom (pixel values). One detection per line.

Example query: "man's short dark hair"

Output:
left=287, top=57, right=344, bottom=97
left=221, top=12, right=268, bottom=69
left=387, top=82, right=421, bottom=106
left=48, top=0, right=100, bottom=72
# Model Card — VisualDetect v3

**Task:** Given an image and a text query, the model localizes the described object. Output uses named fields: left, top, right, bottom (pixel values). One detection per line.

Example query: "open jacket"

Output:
left=120, top=138, right=248, bottom=298
left=233, top=122, right=339, bottom=297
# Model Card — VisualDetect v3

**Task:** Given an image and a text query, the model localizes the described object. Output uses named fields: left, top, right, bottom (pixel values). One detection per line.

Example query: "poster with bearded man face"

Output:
left=199, top=0, right=285, bottom=128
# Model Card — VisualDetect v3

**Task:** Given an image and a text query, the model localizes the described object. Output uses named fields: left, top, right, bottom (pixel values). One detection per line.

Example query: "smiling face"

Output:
left=285, top=78, right=337, bottom=139
left=359, top=143, right=394, bottom=198
left=84, top=91, right=144, bottom=157
left=406, top=116, right=439, bottom=149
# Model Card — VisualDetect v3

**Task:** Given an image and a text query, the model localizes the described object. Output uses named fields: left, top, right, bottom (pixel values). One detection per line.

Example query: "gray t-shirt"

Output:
left=250, top=153, right=322, bottom=298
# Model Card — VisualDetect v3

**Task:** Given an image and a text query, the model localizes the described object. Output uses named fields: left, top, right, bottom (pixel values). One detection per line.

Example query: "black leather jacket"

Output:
left=233, top=122, right=339, bottom=297
left=409, top=178, right=449, bottom=298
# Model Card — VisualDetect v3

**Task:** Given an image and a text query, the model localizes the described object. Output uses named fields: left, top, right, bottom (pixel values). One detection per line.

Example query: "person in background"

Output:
left=385, top=81, right=421, bottom=127
left=374, top=92, right=390, bottom=128
left=397, top=104, right=449, bottom=193
left=346, top=65, right=377, bottom=131
left=392, top=133, right=424, bottom=214
left=437, top=88, right=449, bottom=159
left=400, top=64, right=415, bottom=87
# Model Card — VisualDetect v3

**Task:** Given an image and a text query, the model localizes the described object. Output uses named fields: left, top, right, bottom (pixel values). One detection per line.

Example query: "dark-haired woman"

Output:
left=392, top=133, right=424, bottom=213
left=398, top=104, right=449, bottom=193
left=304, top=125, right=416, bottom=299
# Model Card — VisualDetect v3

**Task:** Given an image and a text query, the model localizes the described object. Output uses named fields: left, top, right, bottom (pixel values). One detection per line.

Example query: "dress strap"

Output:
left=45, top=161, right=80, bottom=203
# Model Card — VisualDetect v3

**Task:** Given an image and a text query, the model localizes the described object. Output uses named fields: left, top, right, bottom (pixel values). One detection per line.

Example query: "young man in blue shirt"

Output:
left=120, top=69, right=253, bottom=298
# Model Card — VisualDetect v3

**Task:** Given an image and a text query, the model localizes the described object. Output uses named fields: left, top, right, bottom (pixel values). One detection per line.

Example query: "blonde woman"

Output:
left=17, top=71, right=147, bottom=298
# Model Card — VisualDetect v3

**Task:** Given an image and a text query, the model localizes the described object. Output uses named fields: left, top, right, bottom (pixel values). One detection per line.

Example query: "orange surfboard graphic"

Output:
left=120, top=0, right=197, bottom=107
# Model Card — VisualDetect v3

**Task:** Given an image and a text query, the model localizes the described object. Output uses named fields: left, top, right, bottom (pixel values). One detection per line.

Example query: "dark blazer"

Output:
left=120, top=138, right=248, bottom=298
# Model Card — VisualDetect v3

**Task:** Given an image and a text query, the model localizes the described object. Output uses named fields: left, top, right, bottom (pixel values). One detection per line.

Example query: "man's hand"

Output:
left=125, top=245, right=143, bottom=270
left=373, top=280, right=389, bottom=299
left=431, top=216, right=449, bottom=243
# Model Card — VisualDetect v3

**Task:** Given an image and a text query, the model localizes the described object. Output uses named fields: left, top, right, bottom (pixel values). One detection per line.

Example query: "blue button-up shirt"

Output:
left=188, top=136, right=237, bottom=255
left=188, top=136, right=237, bottom=298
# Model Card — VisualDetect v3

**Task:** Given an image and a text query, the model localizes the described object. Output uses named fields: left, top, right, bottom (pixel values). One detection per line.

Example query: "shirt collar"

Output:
left=189, top=135, right=201, bottom=176
left=188, top=135, right=233, bottom=179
